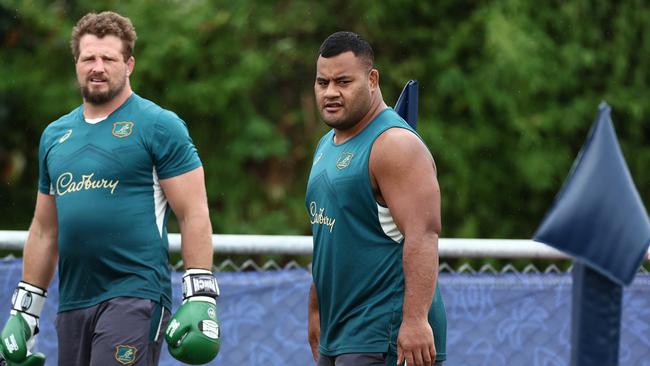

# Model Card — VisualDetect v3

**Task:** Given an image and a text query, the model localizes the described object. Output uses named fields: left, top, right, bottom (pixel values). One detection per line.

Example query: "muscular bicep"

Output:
left=159, top=166, right=209, bottom=221
left=370, top=128, right=441, bottom=237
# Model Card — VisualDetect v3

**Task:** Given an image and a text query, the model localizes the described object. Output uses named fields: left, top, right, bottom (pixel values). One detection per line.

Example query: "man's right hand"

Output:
left=0, top=282, right=46, bottom=366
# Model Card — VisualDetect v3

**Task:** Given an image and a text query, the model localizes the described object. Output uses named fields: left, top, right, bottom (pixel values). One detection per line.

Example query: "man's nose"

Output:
left=324, top=83, right=340, bottom=98
left=91, top=58, right=105, bottom=73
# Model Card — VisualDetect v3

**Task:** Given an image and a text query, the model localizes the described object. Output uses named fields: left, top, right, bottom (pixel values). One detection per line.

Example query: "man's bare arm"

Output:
left=371, top=128, right=441, bottom=366
left=23, top=192, right=59, bottom=288
left=160, top=166, right=213, bottom=270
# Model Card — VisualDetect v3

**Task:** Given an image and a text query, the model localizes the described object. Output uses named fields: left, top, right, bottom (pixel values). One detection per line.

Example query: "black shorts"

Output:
left=55, top=297, right=170, bottom=366
left=317, top=353, right=443, bottom=366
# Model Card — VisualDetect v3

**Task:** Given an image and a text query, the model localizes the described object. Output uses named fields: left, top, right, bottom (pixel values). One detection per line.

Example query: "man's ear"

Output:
left=126, top=56, right=135, bottom=76
left=369, top=68, right=379, bottom=90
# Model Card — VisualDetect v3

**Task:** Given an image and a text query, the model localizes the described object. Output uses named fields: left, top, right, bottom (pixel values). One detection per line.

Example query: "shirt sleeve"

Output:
left=152, top=110, right=202, bottom=179
left=37, top=128, right=53, bottom=195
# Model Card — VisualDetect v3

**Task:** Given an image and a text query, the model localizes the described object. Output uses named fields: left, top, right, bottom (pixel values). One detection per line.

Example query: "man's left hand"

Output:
left=165, top=269, right=220, bottom=365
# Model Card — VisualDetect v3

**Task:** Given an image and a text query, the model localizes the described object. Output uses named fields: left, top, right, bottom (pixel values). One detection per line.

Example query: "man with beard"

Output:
left=306, top=32, right=447, bottom=366
left=0, top=11, right=220, bottom=366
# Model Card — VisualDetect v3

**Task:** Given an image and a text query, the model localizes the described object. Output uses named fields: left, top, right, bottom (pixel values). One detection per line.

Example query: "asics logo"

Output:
left=59, top=130, right=72, bottom=143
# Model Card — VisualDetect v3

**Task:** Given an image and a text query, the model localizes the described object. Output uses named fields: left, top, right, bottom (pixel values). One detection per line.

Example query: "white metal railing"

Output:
left=2, top=229, right=648, bottom=260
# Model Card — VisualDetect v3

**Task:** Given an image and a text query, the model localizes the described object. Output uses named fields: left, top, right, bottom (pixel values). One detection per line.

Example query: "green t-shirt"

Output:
left=306, top=108, right=447, bottom=362
left=38, top=93, right=201, bottom=312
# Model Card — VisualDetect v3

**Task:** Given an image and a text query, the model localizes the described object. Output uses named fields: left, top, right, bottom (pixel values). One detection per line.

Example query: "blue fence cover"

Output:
left=0, top=259, right=649, bottom=365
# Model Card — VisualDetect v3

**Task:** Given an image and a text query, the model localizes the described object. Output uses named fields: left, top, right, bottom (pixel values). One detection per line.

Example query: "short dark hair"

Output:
left=71, top=11, right=137, bottom=62
left=318, top=31, right=374, bottom=69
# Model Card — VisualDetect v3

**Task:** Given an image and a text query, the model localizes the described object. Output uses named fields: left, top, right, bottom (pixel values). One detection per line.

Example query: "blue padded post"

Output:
left=570, top=261, right=622, bottom=365
left=534, top=102, right=650, bottom=365
left=394, top=80, right=419, bottom=129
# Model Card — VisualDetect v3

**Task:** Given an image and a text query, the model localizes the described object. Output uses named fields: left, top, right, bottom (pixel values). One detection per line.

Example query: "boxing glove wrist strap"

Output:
left=11, top=281, right=47, bottom=319
left=182, top=269, right=220, bottom=300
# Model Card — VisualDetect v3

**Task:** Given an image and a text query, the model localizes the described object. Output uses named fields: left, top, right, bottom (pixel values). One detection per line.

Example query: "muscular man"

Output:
left=0, top=11, right=220, bottom=366
left=306, top=31, right=447, bottom=366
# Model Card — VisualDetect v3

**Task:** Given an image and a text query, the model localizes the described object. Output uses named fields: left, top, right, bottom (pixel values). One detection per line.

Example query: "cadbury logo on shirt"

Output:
left=55, top=172, right=119, bottom=196
left=309, top=201, right=336, bottom=233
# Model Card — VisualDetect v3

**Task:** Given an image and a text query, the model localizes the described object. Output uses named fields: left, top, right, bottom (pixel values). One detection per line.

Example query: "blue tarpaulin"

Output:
left=1, top=260, right=649, bottom=365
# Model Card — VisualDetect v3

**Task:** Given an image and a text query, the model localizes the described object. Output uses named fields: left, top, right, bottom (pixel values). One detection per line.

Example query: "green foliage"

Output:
left=1, top=0, right=649, bottom=240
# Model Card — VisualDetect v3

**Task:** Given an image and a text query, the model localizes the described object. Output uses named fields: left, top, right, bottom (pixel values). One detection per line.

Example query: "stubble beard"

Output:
left=320, top=105, right=368, bottom=131
left=322, top=115, right=357, bottom=131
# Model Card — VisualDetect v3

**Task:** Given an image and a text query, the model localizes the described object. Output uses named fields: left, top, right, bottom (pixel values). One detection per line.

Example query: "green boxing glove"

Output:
left=0, top=282, right=46, bottom=366
left=165, top=269, right=221, bottom=365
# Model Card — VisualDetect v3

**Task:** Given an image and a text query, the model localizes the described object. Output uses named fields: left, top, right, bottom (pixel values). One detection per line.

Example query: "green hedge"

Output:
left=1, top=0, right=648, bottom=238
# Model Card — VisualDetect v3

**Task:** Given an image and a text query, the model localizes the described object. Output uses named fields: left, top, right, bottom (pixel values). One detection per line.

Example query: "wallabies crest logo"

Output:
left=112, top=122, right=134, bottom=138
left=115, top=345, right=137, bottom=365
left=336, top=152, right=354, bottom=170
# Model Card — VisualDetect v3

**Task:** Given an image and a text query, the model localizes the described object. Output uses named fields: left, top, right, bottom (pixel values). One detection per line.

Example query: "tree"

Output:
left=1, top=0, right=648, bottom=238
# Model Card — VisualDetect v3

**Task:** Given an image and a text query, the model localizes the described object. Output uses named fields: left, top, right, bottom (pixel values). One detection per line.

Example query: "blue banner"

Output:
left=0, top=260, right=648, bottom=365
